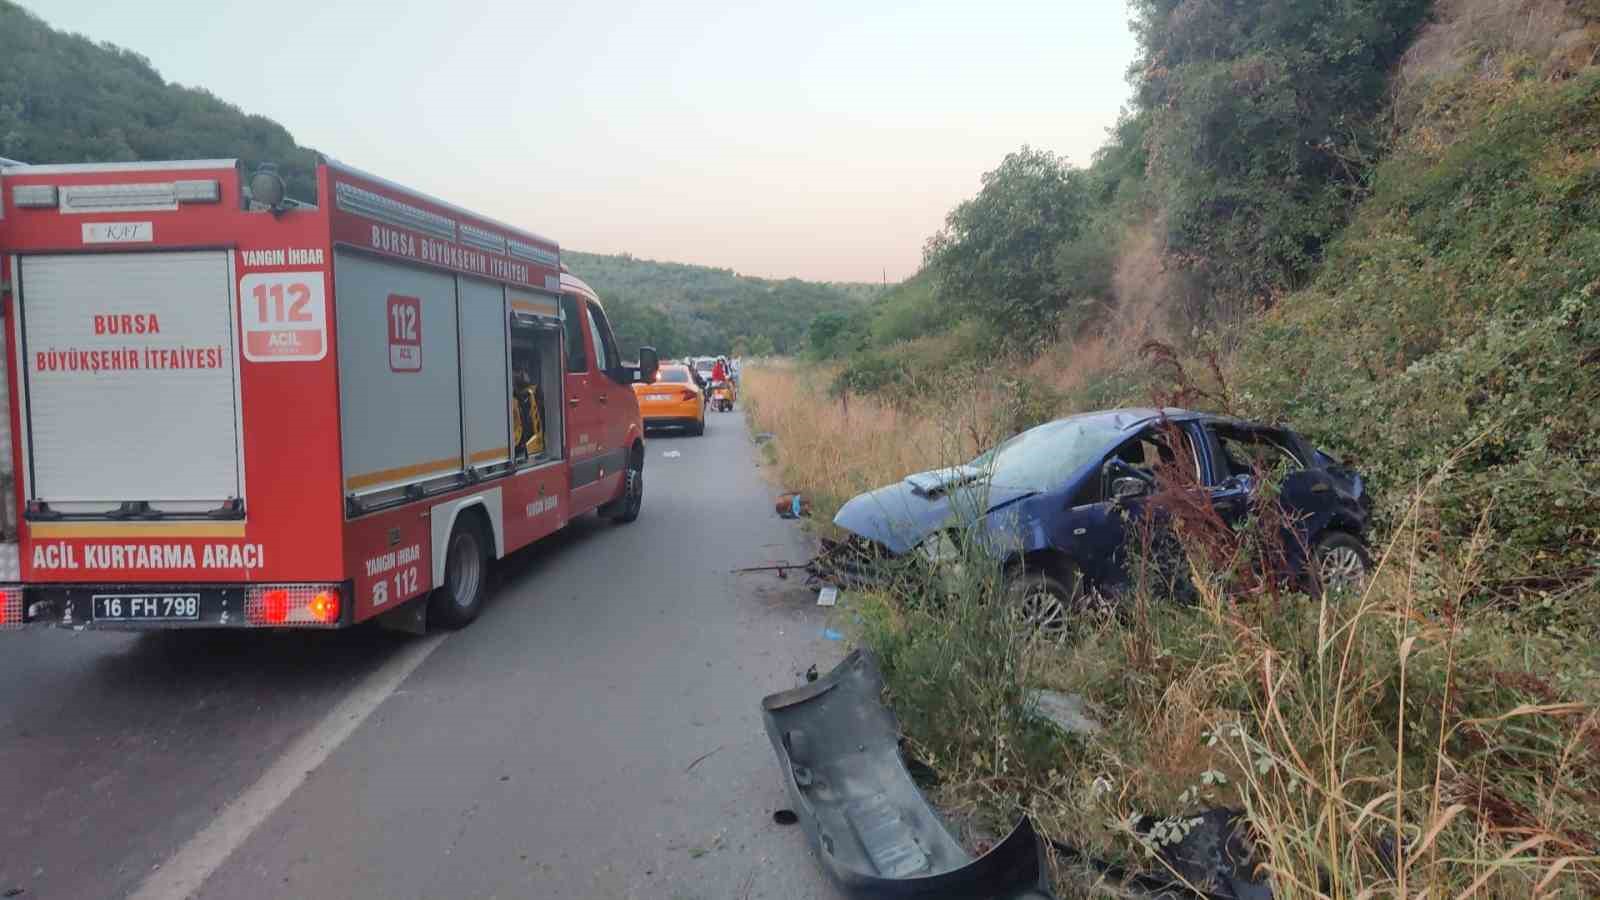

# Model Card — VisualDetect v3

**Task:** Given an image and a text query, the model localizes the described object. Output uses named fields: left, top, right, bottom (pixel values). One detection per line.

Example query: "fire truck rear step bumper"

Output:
left=20, top=583, right=353, bottom=630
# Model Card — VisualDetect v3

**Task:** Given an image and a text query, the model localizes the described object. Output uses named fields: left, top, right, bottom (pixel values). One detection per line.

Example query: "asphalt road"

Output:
left=0, top=408, right=845, bottom=900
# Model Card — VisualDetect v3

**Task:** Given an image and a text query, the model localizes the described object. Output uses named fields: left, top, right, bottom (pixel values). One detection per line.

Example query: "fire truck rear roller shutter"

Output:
left=18, top=251, right=242, bottom=510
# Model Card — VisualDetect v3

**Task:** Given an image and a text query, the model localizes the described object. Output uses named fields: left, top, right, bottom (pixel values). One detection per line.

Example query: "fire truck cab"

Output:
left=0, top=158, right=657, bottom=632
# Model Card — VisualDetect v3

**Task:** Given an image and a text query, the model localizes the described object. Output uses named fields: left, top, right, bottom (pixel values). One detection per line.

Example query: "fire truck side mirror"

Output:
left=637, top=347, right=659, bottom=384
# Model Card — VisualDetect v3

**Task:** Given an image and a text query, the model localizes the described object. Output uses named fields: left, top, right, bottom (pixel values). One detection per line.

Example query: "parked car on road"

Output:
left=634, top=364, right=706, bottom=435
left=828, top=408, right=1372, bottom=634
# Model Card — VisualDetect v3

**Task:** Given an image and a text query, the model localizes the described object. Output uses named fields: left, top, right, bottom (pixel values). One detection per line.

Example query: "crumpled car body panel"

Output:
left=830, top=408, right=1370, bottom=592
left=761, top=650, right=1057, bottom=900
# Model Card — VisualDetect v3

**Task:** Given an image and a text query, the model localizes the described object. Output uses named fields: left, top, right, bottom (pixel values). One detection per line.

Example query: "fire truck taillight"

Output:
left=309, top=590, right=341, bottom=624
left=0, top=587, right=22, bottom=631
left=245, top=585, right=343, bottom=627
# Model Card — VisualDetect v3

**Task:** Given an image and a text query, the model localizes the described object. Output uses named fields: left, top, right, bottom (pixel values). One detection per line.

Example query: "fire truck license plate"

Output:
left=92, top=593, right=201, bottom=622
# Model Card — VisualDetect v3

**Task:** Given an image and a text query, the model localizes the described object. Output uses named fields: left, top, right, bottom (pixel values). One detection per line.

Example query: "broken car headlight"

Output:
left=918, top=531, right=961, bottom=565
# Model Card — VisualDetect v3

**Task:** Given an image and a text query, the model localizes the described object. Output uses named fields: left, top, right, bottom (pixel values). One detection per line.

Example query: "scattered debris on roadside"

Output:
left=761, top=652, right=1276, bottom=900
left=1025, top=689, right=1101, bottom=736
left=760, top=650, right=1058, bottom=899
left=753, top=432, right=776, bottom=445
left=684, top=745, right=724, bottom=774
left=1135, top=809, right=1270, bottom=900
left=774, top=492, right=811, bottom=518
left=816, top=586, right=839, bottom=606
left=729, top=560, right=813, bottom=579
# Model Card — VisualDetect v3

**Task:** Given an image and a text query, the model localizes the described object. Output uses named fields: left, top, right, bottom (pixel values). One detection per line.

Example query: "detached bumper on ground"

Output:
left=760, top=650, right=1057, bottom=900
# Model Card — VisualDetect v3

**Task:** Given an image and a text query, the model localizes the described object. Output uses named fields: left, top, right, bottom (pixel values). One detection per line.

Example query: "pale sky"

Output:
left=28, top=0, right=1136, bottom=282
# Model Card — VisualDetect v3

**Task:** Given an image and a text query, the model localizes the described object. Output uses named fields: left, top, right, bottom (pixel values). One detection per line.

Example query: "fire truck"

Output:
left=0, top=157, right=658, bottom=632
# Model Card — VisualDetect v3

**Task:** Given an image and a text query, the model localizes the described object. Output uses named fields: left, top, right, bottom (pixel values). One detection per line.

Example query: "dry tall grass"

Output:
left=742, top=365, right=1029, bottom=523
left=1401, top=0, right=1600, bottom=88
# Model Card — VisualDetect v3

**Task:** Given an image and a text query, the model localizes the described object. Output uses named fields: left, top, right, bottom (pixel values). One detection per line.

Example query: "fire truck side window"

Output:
left=560, top=294, right=588, bottom=373
left=588, top=302, right=622, bottom=376
left=585, top=303, right=613, bottom=373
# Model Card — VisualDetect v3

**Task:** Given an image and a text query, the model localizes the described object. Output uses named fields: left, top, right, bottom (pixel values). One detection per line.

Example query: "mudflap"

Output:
left=760, top=650, right=1057, bottom=899
left=375, top=593, right=428, bottom=635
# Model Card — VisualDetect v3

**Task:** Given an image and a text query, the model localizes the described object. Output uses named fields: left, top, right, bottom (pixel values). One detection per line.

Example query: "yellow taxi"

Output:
left=633, top=364, right=706, bottom=436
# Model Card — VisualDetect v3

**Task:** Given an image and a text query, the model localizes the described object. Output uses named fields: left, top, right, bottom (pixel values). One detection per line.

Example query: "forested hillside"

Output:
left=562, top=250, right=877, bottom=359
left=0, top=1, right=321, bottom=198
left=0, top=0, right=872, bottom=355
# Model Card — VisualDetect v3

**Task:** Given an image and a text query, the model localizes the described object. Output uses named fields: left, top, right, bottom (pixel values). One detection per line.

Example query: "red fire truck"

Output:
left=0, top=157, right=658, bottom=632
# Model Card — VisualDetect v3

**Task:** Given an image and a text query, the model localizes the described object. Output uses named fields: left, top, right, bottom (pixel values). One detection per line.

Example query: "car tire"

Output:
left=604, top=448, right=645, bottom=523
left=1002, top=568, right=1085, bottom=641
left=1310, top=531, right=1371, bottom=596
left=428, top=518, right=488, bottom=629
left=691, top=419, right=705, bottom=436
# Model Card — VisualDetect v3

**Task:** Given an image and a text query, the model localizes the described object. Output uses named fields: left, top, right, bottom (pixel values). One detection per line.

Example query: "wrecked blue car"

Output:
left=827, top=408, right=1372, bottom=633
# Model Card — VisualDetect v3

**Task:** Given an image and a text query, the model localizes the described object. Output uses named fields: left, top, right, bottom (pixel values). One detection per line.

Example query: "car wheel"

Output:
left=691, top=419, right=706, bottom=436
left=1311, top=531, right=1370, bottom=595
left=428, top=519, right=488, bottom=629
left=1003, top=569, right=1089, bottom=640
left=605, top=450, right=645, bottom=523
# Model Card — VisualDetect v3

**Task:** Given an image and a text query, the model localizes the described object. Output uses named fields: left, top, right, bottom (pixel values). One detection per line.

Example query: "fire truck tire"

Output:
left=429, top=517, right=489, bottom=629
left=602, top=445, right=645, bottom=524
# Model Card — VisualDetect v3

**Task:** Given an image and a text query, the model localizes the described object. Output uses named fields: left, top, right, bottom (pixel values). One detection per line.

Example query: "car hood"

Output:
left=832, top=472, right=1037, bottom=556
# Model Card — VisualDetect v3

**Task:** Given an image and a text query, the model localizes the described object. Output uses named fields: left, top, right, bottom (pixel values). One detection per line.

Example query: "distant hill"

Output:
left=563, top=250, right=879, bottom=358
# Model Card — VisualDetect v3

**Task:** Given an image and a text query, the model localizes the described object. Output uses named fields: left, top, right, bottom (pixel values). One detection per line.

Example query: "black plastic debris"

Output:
left=761, top=650, right=1057, bottom=900
left=1141, top=809, right=1271, bottom=900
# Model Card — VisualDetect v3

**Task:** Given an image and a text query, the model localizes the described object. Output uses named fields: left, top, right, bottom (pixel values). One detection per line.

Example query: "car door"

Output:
left=584, top=301, right=627, bottom=457
left=573, top=298, right=626, bottom=509
left=1047, top=423, right=1204, bottom=592
left=561, top=294, right=604, bottom=512
left=1202, top=422, right=1326, bottom=569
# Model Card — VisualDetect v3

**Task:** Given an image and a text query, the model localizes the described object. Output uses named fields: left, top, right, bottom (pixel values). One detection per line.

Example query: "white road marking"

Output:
left=129, top=633, right=448, bottom=900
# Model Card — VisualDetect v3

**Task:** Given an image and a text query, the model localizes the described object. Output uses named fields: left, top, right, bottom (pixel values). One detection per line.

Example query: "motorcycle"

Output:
left=710, top=380, right=735, bottom=412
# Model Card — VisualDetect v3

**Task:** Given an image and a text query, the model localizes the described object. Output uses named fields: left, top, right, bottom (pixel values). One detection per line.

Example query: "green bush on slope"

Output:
left=1236, top=72, right=1600, bottom=603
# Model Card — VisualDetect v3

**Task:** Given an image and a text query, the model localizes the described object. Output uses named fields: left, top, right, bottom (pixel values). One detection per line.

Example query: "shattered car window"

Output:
left=971, top=418, right=1124, bottom=493
left=1213, top=428, right=1301, bottom=479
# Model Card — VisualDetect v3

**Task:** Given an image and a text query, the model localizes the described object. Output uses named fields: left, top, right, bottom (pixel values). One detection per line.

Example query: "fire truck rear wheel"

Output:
left=604, top=447, right=645, bottom=524
left=430, top=518, right=488, bottom=629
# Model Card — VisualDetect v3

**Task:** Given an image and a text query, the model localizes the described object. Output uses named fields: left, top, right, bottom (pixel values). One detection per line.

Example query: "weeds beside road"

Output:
left=746, top=365, right=1600, bottom=897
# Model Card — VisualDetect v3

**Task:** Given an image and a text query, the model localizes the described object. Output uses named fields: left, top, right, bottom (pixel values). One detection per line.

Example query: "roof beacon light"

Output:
left=250, top=163, right=287, bottom=213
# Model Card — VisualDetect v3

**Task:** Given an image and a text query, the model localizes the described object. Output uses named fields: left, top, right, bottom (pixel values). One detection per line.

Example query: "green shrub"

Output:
left=1235, top=71, right=1600, bottom=601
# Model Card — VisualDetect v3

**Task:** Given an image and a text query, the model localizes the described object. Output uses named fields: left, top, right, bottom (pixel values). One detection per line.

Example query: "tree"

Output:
left=923, top=147, right=1090, bottom=340
left=808, top=311, right=850, bottom=358
left=1127, top=0, right=1432, bottom=307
